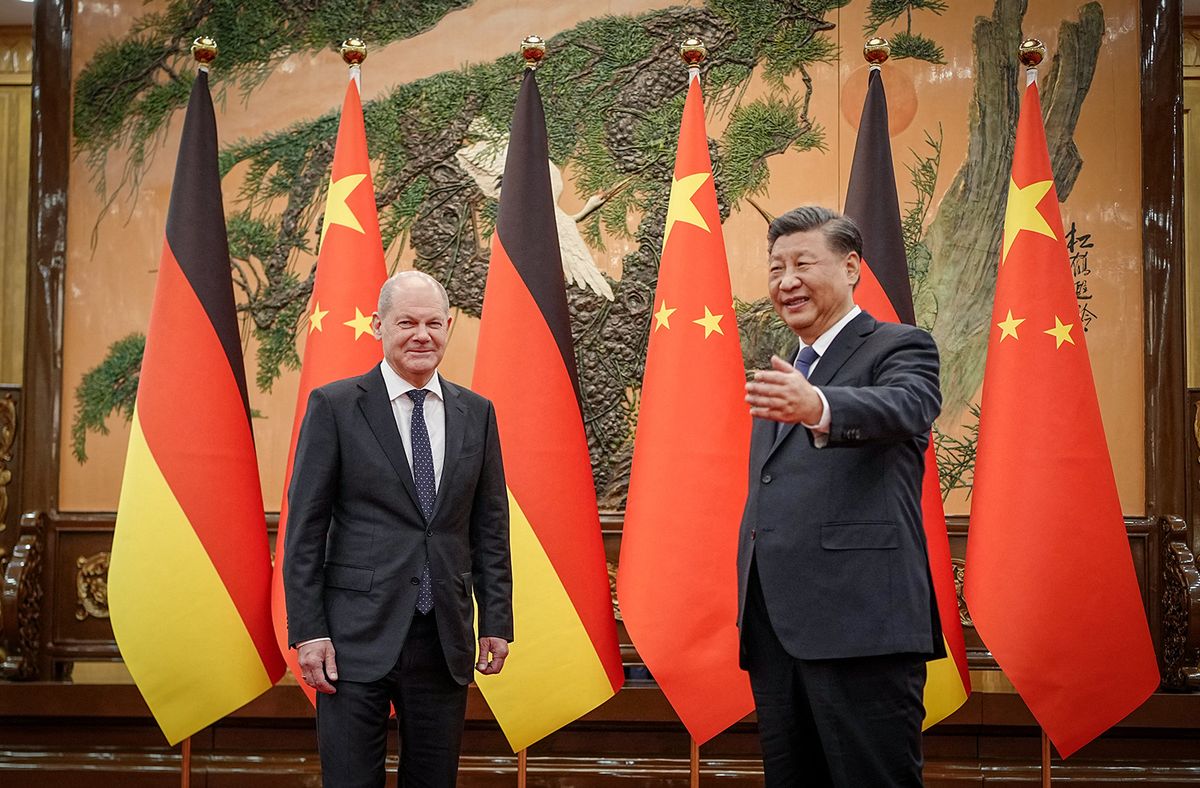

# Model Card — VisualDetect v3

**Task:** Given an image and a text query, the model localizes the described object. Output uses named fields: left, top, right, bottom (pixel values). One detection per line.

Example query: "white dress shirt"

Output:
left=379, top=360, right=447, bottom=489
left=798, top=305, right=862, bottom=448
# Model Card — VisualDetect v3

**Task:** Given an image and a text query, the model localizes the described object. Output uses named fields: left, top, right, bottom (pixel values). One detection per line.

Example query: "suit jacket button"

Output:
left=761, top=473, right=772, bottom=484
left=410, top=577, right=419, bottom=585
left=426, top=529, right=433, bottom=538
left=751, top=528, right=756, bottom=540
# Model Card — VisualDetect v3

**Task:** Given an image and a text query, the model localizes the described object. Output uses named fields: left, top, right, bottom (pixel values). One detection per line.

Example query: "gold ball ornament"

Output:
left=680, top=37, right=707, bottom=67
left=191, top=36, right=218, bottom=66
left=1018, top=38, right=1046, bottom=68
left=864, top=37, right=890, bottom=65
left=340, top=38, right=368, bottom=67
left=521, top=35, right=546, bottom=69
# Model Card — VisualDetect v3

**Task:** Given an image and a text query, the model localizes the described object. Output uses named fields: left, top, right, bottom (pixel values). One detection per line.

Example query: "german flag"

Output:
left=472, top=67, right=623, bottom=751
left=844, top=65, right=970, bottom=728
left=109, top=68, right=284, bottom=745
left=617, top=69, right=754, bottom=744
left=269, top=70, right=388, bottom=701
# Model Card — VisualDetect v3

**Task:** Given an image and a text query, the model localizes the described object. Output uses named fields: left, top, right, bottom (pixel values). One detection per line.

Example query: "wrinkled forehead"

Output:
left=768, top=229, right=838, bottom=262
left=383, top=281, right=450, bottom=318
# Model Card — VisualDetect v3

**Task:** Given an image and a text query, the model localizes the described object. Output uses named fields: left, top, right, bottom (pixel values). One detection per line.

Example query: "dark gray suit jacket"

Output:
left=283, top=366, right=512, bottom=685
left=737, top=310, right=943, bottom=662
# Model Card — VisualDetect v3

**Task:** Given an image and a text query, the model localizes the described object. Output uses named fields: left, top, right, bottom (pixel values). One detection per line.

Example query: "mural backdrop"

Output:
left=60, top=0, right=1144, bottom=516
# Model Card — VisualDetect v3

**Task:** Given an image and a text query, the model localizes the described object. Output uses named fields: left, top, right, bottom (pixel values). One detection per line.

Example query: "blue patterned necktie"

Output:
left=795, top=345, right=820, bottom=379
left=407, top=389, right=436, bottom=614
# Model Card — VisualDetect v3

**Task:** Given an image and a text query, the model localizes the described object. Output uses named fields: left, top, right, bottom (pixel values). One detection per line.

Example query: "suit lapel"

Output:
left=356, top=367, right=423, bottom=514
left=432, top=378, right=467, bottom=521
left=767, top=310, right=877, bottom=458
left=806, top=311, right=876, bottom=388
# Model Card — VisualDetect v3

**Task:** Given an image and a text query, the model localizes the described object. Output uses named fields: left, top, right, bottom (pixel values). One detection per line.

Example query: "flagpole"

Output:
left=689, top=737, right=700, bottom=787
left=182, top=36, right=210, bottom=788
left=1041, top=729, right=1051, bottom=786
left=180, top=736, right=191, bottom=788
left=1018, top=38, right=1055, bottom=787
left=518, top=748, right=528, bottom=787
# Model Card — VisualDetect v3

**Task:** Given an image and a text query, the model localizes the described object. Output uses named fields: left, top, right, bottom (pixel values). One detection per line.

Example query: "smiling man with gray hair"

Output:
left=739, top=206, right=944, bottom=786
left=284, top=270, right=513, bottom=787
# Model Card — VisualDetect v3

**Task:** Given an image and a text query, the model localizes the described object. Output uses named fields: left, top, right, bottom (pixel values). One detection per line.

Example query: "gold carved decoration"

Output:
left=1160, top=516, right=1200, bottom=690
left=75, top=552, right=110, bottom=621
left=951, top=557, right=972, bottom=627
left=0, top=391, right=16, bottom=647
left=0, top=391, right=15, bottom=532
left=607, top=560, right=621, bottom=621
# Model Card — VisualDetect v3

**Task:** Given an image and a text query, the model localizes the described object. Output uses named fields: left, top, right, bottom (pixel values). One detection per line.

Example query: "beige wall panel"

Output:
left=59, top=0, right=1145, bottom=515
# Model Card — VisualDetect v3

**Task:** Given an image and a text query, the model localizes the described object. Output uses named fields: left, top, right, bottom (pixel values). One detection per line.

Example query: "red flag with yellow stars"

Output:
left=617, top=70, right=754, bottom=744
left=964, top=73, right=1158, bottom=757
left=844, top=66, right=970, bottom=728
left=109, top=67, right=284, bottom=746
left=269, top=71, right=387, bottom=701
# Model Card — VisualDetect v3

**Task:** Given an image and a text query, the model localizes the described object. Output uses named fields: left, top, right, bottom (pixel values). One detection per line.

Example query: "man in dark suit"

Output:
left=284, top=270, right=513, bottom=788
left=740, top=206, right=942, bottom=786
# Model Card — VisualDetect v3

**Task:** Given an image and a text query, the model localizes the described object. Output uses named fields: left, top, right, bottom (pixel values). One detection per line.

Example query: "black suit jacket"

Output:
left=737, top=311, right=943, bottom=662
left=283, top=365, right=512, bottom=685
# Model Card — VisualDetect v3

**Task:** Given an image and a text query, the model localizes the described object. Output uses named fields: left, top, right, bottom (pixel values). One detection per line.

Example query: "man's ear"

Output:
left=371, top=312, right=383, bottom=340
left=845, top=251, right=862, bottom=287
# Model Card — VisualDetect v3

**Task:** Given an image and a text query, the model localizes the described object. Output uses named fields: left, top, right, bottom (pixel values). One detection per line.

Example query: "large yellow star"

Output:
left=997, top=309, right=1025, bottom=341
left=692, top=306, right=724, bottom=338
left=1001, top=177, right=1056, bottom=262
left=1044, top=315, right=1075, bottom=349
left=308, top=301, right=330, bottom=334
left=653, top=300, right=677, bottom=331
left=318, top=173, right=368, bottom=253
left=663, top=172, right=711, bottom=249
left=343, top=307, right=374, bottom=340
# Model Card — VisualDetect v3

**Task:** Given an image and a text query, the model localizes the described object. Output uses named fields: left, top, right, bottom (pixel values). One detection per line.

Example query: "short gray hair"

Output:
left=767, top=206, right=863, bottom=258
left=377, top=270, right=450, bottom=316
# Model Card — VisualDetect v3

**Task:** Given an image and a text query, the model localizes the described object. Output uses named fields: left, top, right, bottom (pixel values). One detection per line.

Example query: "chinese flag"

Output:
left=269, top=72, right=388, bottom=700
left=109, top=68, right=284, bottom=745
left=845, top=67, right=970, bottom=728
left=472, top=67, right=623, bottom=751
left=617, top=71, right=754, bottom=744
left=964, top=75, right=1158, bottom=757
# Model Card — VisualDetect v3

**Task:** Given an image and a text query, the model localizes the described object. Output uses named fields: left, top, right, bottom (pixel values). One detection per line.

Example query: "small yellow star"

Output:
left=663, top=172, right=711, bottom=249
left=692, top=306, right=724, bottom=338
left=997, top=309, right=1025, bottom=341
left=1044, top=315, right=1075, bottom=349
left=343, top=307, right=374, bottom=340
left=1001, top=177, right=1056, bottom=262
left=318, top=173, right=368, bottom=254
left=653, top=300, right=677, bottom=331
left=308, top=301, right=330, bottom=334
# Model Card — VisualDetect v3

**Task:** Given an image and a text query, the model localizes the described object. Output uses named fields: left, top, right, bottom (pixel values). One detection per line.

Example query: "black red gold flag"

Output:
left=473, top=67, right=624, bottom=751
left=110, top=68, right=284, bottom=745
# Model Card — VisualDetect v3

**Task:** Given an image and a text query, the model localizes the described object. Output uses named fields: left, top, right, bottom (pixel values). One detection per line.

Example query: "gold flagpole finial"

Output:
left=680, top=37, right=707, bottom=68
left=191, top=37, right=218, bottom=69
left=1018, top=39, right=1046, bottom=68
left=521, top=35, right=546, bottom=70
left=864, top=37, right=890, bottom=68
left=340, top=38, right=368, bottom=67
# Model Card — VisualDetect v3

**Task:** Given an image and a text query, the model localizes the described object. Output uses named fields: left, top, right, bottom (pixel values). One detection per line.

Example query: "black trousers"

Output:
left=316, top=610, right=469, bottom=788
left=742, top=561, right=927, bottom=787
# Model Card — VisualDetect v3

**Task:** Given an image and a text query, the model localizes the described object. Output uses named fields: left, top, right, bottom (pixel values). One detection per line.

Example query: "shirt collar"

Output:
left=380, top=360, right=443, bottom=403
left=803, top=305, right=862, bottom=358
